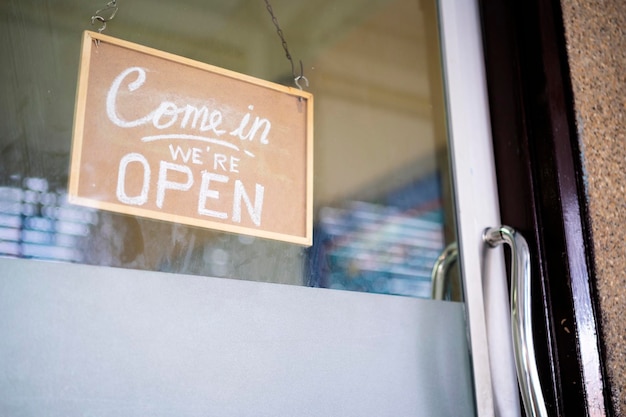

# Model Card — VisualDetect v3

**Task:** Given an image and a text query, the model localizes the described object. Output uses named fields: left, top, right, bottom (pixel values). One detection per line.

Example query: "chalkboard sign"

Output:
left=69, top=31, right=313, bottom=246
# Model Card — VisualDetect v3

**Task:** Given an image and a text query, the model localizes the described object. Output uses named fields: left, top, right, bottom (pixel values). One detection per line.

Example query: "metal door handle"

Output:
left=431, top=242, right=459, bottom=300
left=483, top=226, right=548, bottom=417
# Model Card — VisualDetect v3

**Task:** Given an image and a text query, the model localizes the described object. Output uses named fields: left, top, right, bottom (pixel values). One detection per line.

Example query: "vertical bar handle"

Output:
left=431, top=242, right=459, bottom=300
left=483, top=226, right=548, bottom=417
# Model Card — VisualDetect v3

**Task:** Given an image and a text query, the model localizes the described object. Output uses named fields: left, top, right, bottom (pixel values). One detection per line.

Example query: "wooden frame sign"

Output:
left=69, top=31, right=313, bottom=246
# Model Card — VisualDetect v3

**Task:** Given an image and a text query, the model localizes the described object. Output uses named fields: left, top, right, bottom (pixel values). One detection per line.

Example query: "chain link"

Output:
left=264, top=0, right=307, bottom=89
left=91, top=0, right=118, bottom=34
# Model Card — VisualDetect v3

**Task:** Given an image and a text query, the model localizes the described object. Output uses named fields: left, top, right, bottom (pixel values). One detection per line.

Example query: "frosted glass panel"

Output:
left=0, top=257, right=474, bottom=416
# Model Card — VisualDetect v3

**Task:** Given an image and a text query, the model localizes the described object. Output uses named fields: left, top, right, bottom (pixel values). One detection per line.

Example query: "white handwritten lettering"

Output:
left=191, top=148, right=203, bottom=164
left=107, top=67, right=153, bottom=128
left=106, top=65, right=275, bottom=231
left=117, top=152, right=150, bottom=205
left=168, top=144, right=192, bottom=163
left=229, top=105, right=272, bottom=144
left=108, top=67, right=242, bottom=138
left=152, top=101, right=180, bottom=129
left=180, top=106, right=226, bottom=135
left=115, top=153, right=265, bottom=227
left=212, top=153, right=240, bottom=172
left=156, top=161, right=193, bottom=209
left=168, top=144, right=204, bottom=165
left=232, top=180, right=264, bottom=226
left=197, top=172, right=229, bottom=219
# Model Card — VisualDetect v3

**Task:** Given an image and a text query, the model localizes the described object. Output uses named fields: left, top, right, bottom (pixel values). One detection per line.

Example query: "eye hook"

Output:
left=294, top=60, right=309, bottom=91
left=294, top=75, right=309, bottom=90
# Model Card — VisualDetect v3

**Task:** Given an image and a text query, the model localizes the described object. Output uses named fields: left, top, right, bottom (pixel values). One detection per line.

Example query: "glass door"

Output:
left=0, top=0, right=517, bottom=415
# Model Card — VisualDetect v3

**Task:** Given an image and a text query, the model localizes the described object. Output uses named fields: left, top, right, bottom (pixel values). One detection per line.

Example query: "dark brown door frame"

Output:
left=479, top=0, right=613, bottom=415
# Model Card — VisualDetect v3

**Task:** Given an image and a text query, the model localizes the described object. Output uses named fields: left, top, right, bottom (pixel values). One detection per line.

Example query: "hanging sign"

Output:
left=69, top=31, right=313, bottom=246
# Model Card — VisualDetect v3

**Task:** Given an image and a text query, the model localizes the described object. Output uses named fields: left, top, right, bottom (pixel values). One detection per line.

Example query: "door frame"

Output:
left=438, top=0, right=519, bottom=415
left=479, top=0, right=614, bottom=414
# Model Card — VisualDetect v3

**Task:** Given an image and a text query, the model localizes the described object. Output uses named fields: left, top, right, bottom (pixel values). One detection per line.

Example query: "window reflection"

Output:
left=0, top=175, right=445, bottom=299
left=312, top=174, right=444, bottom=298
left=0, top=178, right=96, bottom=262
left=0, top=0, right=455, bottom=300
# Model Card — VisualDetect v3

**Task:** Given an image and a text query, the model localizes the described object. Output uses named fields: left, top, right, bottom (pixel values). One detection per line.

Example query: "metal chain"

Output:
left=88, top=0, right=307, bottom=89
left=263, top=0, right=308, bottom=90
left=91, top=0, right=118, bottom=34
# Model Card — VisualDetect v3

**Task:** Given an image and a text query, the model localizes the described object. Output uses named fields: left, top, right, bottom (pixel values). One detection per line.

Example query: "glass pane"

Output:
left=0, top=0, right=459, bottom=299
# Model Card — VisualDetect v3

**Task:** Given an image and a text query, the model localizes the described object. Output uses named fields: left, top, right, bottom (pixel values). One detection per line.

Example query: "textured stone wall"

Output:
left=560, top=0, right=626, bottom=412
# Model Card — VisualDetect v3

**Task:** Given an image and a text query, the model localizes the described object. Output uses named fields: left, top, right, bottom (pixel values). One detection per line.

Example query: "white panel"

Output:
left=0, top=258, right=474, bottom=416
left=438, top=0, right=520, bottom=416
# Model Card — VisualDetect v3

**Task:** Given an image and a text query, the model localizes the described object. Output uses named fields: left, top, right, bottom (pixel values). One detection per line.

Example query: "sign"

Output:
left=69, top=31, right=313, bottom=246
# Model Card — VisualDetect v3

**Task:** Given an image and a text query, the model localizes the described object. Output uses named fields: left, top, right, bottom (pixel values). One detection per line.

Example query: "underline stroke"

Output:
left=141, top=134, right=240, bottom=152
